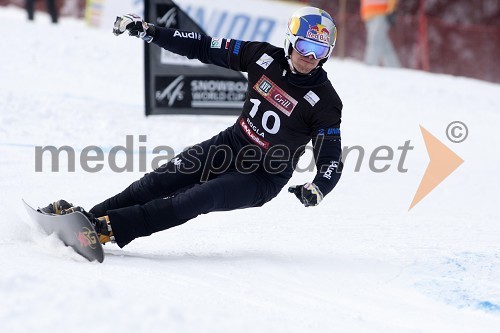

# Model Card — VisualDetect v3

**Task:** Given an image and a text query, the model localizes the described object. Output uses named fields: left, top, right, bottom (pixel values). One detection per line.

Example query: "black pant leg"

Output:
left=172, top=171, right=262, bottom=220
left=89, top=179, right=159, bottom=218
left=108, top=170, right=281, bottom=248
left=108, top=196, right=185, bottom=248
left=47, top=0, right=58, bottom=23
left=26, top=0, right=34, bottom=20
left=89, top=129, right=234, bottom=217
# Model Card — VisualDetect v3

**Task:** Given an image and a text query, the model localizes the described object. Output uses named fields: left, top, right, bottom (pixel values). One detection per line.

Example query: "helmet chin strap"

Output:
left=286, top=56, right=298, bottom=74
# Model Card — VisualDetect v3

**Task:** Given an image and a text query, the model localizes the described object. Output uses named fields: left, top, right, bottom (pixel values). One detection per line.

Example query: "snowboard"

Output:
left=22, top=200, right=105, bottom=263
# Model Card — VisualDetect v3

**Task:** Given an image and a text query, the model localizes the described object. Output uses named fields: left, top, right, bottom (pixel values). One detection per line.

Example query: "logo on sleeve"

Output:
left=323, top=161, right=339, bottom=180
left=233, top=40, right=242, bottom=55
left=173, top=30, right=202, bottom=40
left=327, top=128, right=340, bottom=136
left=210, top=37, right=222, bottom=48
left=256, top=53, right=273, bottom=69
left=304, top=90, right=320, bottom=106
left=253, top=75, right=297, bottom=116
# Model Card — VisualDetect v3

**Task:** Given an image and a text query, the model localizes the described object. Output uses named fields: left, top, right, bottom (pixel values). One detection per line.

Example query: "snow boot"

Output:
left=39, top=199, right=73, bottom=215
left=61, top=206, right=115, bottom=244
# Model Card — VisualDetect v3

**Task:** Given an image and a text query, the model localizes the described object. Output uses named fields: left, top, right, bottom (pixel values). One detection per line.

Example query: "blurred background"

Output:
left=1, top=0, right=499, bottom=83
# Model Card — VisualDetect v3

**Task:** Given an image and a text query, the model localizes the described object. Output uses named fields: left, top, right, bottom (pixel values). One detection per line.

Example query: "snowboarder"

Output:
left=43, top=7, right=344, bottom=248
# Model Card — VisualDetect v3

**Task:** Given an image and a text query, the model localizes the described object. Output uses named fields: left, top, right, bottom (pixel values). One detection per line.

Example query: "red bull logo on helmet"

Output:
left=306, top=24, right=330, bottom=44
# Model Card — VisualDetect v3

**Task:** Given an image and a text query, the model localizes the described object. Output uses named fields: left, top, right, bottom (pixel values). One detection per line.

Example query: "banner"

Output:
left=84, top=0, right=303, bottom=48
left=176, top=0, right=302, bottom=47
left=144, top=0, right=248, bottom=115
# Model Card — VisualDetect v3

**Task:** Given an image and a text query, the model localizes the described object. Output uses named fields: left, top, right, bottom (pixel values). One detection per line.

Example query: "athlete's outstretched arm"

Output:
left=112, top=14, right=267, bottom=72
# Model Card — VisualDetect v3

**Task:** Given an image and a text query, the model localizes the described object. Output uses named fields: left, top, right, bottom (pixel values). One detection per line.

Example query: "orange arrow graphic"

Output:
left=409, top=125, right=464, bottom=210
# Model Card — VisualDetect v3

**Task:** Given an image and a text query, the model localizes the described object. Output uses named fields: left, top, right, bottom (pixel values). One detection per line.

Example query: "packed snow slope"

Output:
left=1, top=7, right=500, bottom=333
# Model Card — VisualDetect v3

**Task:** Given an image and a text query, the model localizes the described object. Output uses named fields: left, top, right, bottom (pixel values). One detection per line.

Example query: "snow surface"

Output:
left=1, top=6, right=500, bottom=333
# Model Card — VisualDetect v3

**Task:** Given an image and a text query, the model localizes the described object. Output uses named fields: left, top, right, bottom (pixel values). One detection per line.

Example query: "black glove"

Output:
left=288, top=183, right=324, bottom=207
left=386, top=12, right=397, bottom=26
left=113, top=14, right=156, bottom=43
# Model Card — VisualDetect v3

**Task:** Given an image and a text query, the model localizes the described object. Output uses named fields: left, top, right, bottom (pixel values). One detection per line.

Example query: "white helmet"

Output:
left=284, top=7, right=337, bottom=63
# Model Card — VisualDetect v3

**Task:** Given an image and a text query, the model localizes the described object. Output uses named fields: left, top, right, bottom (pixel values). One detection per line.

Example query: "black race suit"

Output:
left=90, top=27, right=343, bottom=248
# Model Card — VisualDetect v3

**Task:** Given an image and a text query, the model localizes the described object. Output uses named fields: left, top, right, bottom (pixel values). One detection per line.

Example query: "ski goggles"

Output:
left=293, top=37, right=331, bottom=59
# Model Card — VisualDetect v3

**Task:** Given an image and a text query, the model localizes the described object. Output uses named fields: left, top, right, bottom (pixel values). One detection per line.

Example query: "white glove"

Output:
left=113, top=14, right=155, bottom=43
